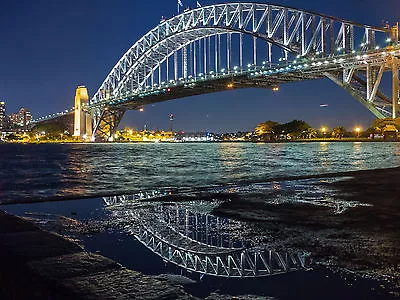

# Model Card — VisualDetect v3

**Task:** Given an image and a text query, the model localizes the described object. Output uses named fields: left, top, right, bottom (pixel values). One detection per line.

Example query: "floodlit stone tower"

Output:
left=73, top=86, right=92, bottom=139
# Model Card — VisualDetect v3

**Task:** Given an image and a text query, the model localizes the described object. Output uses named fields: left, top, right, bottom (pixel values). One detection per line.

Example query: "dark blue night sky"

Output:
left=0, top=0, right=399, bottom=132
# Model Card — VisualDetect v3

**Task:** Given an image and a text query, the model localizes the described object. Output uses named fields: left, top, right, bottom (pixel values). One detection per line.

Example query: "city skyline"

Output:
left=1, top=0, right=399, bottom=132
left=0, top=102, right=33, bottom=131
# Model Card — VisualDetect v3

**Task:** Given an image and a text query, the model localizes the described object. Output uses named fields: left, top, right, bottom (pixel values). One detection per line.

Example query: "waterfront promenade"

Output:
left=0, top=210, right=193, bottom=299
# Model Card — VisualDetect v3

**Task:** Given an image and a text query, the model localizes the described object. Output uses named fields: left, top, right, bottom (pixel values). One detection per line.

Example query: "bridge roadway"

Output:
left=92, top=49, right=396, bottom=113
left=91, top=61, right=324, bottom=111
left=34, top=47, right=396, bottom=128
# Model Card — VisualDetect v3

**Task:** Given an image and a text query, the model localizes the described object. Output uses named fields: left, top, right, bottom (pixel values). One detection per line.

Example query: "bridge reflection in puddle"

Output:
left=103, top=194, right=311, bottom=278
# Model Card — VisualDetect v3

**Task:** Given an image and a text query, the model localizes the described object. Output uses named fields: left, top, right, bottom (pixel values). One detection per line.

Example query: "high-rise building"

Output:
left=7, top=107, right=33, bottom=130
left=19, top=108, right=32, bottom=129
left=8, top=113, right=19, bottom=126
left=0, top=102, right=5, bottom=132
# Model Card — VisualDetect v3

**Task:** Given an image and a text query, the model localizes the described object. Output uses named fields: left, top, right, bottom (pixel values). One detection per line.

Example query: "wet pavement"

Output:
left=0, top=210, right=194, bottom=299
left=1, top=167, right=400, bottom=299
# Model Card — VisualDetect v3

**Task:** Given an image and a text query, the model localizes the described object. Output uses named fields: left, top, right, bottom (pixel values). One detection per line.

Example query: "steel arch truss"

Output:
left=108, top=199, right=311, bottom=278
left=134, top=226, right=309, bottom=277
left=325, top=51, right=400, bottom=118
left=92, top=3, right=389, bottom=101
left=88, top=2, right=395, bottom=140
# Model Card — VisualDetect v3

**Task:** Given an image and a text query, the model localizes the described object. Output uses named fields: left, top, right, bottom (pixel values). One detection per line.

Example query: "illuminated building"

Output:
left=7, top=107, right=33, bottom=130
left=19, top=108, right=32, bottom=129
left=9, top=113, right=19, bottom=125
left=0, top=102, right=5, bottom=131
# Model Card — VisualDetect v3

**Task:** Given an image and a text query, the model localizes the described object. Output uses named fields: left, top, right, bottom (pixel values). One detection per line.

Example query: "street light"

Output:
left=355, top=127, right=361, bottom=138
left=321, top=127, right=327, bottom=135
left=169, top=114, right=174, bottom=132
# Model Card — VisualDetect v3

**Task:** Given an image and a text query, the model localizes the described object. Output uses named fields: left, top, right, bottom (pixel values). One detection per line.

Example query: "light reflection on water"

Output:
left=0, top=178, right=389, bottom=299
left=0, top=142, right=399, bottom=203
left=0, top=142, right=397, bottom=299
left=105, top=199, right=311, bottom=278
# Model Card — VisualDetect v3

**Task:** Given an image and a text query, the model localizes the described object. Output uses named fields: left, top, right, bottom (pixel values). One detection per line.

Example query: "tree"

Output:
left=255, top=121, right=279, bottom=134
left=331, top=126, right=346, bottom=139
left=254, top=120, right=279, bottom=141
left=276, top=120, right=311, bottom=139
left=366, top=126, right=379, bottom=137
left=31, top=116, right=73, bottom=136
left=304, top=128, right=318, bottom=139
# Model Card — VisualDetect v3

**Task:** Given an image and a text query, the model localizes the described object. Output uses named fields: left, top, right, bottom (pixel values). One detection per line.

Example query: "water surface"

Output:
left=1, top=142, right=399, bottom=203
left=1, top=142, right=399, bottom=299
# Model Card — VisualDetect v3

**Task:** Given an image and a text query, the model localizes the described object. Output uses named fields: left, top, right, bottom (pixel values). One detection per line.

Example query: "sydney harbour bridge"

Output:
left=104, top=193, right=310, bottom=278
left=34, top=2, right=400, bottom=141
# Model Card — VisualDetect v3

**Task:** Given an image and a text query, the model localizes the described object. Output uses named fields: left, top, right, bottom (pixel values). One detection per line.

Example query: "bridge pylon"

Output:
left=392, top=55, right=399, bottom=118
left=73, top=86, right=92, bottom=140
left=391, top=23, right=399, bottom=45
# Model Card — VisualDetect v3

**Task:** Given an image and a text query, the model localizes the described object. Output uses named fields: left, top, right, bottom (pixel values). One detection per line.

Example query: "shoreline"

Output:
left=1, top=166, right=400, bottom=205
left=1, top=138, right=399, bottom=144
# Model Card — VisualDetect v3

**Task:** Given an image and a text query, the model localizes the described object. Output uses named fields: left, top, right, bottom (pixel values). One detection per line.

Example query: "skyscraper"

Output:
left=0, top=102, right=5, bottom=132
left=7, top=107, right=33, bottom=131
left=19, top=107, right=32, bottom=129
left=8, top=113, right=19, bottom=126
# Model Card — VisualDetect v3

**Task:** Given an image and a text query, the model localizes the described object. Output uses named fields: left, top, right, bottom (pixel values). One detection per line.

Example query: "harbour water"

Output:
left=1, top=142, right=400, bottom=299
left=1, top=142, right=400, bottom=204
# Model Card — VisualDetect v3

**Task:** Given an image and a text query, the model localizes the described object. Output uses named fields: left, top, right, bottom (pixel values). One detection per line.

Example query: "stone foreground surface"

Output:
left=213, top=167, right=400, bottom=296
left=0, top=211, right=194, bottom=300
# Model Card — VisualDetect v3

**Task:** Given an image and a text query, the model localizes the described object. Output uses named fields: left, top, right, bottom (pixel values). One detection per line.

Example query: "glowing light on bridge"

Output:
left=33, top=3, right=400, bottom=142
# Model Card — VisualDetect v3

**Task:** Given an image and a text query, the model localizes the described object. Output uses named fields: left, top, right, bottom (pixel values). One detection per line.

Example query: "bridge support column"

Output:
left=73, top=86, right=92, bottom=140
left=227, top=33, right=231, bottom=72
left=392, top=56, right=399, bottom=119
left=239, top=33, right=243, bottom=70
left=324, top=71, right=386, bottom=119
left=91, top=107, right=125, bottom=142
left=325, top=49, right=400, bottom=120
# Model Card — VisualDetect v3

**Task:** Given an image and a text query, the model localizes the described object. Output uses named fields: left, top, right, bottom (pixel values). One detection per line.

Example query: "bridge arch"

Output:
left=86, top=2, right=397, bottom=141
left=105, top=196, right=311, bottom=277
left=93, top=3, right=387, bottom=102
